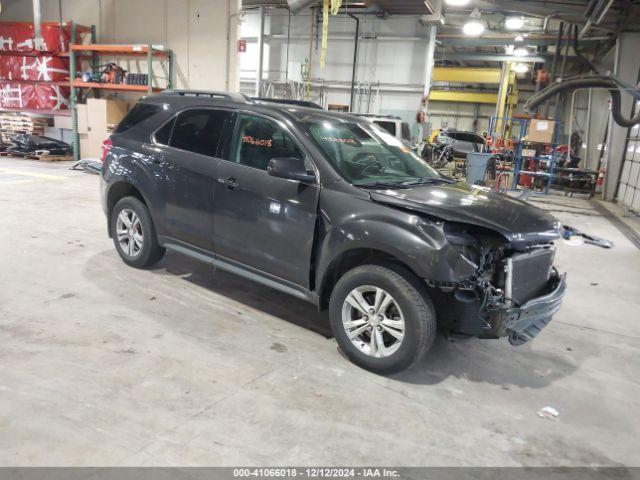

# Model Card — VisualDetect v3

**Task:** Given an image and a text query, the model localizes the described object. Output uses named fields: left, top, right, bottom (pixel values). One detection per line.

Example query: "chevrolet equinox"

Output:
left=101, top=91, right=567, bottom=374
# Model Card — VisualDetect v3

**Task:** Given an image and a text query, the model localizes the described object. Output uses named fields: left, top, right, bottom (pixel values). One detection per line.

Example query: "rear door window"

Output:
left=169, top=109, right=233, bottom=157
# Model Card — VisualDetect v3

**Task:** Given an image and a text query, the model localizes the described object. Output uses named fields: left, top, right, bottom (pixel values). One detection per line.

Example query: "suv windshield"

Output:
left=306, top=121, right=440, bottom=187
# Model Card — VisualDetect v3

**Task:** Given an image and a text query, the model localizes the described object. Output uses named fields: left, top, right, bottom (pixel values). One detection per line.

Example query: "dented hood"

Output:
left=369, top=182, right=561, bottom=244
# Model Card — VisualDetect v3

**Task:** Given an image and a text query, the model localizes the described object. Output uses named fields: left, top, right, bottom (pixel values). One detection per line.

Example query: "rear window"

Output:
left=114, top=103, right=162, bottom=133
left=374, top=120, right=396, bottom=136
left=154, top=118, right=174, bottom=145
left=401, top=122, right=411, bottom=142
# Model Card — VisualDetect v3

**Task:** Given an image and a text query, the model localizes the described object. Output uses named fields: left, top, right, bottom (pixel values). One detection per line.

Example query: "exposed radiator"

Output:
left=505, top=249, right=555, bottom=306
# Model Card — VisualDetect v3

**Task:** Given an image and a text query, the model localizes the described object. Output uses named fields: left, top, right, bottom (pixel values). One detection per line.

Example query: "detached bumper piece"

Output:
left=503, top=273, right=567, bottom=346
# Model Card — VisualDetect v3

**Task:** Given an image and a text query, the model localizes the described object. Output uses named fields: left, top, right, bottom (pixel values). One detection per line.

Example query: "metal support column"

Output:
left=418, top=25, right=436, bottom=143
left=494, top=61, right=512, bottom=138
left=256, top=6, right=266, bottom=97
left=545, top=22, right=564, bottom=118
left=585, top=89, right=593, bottom=168
left=147, top=44, right=153, bottom=95
left=285, top=8, right=291, bottom=84
left=168, top=50, right=174, bottom=89
left=32, top=0, right=44, bottom=50
left=348, top=13, right=360, bottom=113
left=70, top=21, right=79, bottom=163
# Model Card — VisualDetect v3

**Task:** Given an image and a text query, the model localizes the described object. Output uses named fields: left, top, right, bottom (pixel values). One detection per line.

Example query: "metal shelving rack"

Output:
left=515, top=121, right=563, bottom=195
left=69, top=40, right=174, bottom=161
left=487, top=116, right=528, bottom=191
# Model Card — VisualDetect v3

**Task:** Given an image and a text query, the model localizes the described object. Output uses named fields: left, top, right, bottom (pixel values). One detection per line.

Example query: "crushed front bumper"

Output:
left=501, top=273, right=567, bottom=346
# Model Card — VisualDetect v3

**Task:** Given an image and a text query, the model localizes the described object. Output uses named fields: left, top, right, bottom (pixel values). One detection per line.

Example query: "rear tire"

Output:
left=329, top=265, right=436, bottom=375
left=111, top=196, right=165, bottom=268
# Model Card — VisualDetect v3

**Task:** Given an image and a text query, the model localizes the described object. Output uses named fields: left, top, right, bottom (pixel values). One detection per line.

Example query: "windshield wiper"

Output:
left=353, top=181, right=414, bottom=189
left=402, top=177, right=457, bottom=186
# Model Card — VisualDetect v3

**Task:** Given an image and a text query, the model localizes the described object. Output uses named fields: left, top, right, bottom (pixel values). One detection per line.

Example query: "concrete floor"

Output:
left=1, top=158, right=639, bottom=467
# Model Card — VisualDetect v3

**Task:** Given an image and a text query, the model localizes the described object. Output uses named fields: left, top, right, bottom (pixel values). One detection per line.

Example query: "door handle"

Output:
left=218, top=177, right=239, bottom=190
left=150, top=153, right=166, bottom=165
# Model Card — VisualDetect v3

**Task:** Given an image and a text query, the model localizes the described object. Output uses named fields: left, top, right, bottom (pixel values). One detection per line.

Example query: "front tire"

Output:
left=110, top=196, right=165, bottom=268
left=329, top=265, right=436, bottom=375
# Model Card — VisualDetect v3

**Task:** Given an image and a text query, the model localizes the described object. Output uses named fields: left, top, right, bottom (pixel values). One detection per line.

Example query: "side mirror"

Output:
left=267, top=157, right=316, bottom=184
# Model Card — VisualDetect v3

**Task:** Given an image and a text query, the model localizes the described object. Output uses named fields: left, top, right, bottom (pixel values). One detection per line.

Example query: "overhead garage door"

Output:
left=618, top=123, right=640, bottom=213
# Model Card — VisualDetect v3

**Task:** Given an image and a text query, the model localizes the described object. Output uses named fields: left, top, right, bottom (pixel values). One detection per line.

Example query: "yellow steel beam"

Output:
left=433, top=67, right=516, bottom=85
left=495, top=62, right=513, bottom=136
left=429, top=90, right=518, bottom=105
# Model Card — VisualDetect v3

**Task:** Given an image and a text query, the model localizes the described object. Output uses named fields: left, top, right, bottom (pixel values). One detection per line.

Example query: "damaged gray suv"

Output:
left=101, top=91, right=567, bottom=374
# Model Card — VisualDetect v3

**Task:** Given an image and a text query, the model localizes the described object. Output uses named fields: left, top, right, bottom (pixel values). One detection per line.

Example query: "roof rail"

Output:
left=352, top=113, right=400, bottom=119
left=155, top=90, right=249, bottom=102
left=251, top=97, right=324, bottom=109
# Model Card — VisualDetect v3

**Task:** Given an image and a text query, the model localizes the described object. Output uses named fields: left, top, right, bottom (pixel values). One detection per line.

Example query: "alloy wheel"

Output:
left=116, top=208, right=144, bottom=258
left=341, top=285, right=406, bottom=358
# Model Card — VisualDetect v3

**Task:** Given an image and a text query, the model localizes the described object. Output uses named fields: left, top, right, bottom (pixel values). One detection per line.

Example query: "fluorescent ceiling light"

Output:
left=505, top=16, right=524, bottom=30
left=463, top=9, right=484, bottom=36
left=444, top=0, right=471, bottom=6
left=463, top=20, right=485, bottom=36
left=513, top=63, right=530, bottom=73
left=513, top=47, right=529, bottom=57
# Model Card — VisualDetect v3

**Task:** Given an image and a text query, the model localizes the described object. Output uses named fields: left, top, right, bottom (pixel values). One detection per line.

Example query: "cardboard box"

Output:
left=53, top=114, right=72, bottom=130
left=528, top=119, right=555, bottom=144
left=86, top=98, right=128, bottom=132
left=77, top=104, right=89, bottom=134
left=79, top=131, right=108, bottom=160
left=79, top=133, right=93, bottom=159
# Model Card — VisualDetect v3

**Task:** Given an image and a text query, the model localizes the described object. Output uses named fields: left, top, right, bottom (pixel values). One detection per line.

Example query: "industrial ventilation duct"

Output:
left=288, top=0, right=319, bottom=14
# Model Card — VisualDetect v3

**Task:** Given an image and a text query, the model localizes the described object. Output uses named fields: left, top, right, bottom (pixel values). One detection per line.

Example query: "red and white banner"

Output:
left=0, top=82, right=70, bottom=110
left=0, top=55, right=69, bottom=82
left=0, top=23, right=75, bottom=54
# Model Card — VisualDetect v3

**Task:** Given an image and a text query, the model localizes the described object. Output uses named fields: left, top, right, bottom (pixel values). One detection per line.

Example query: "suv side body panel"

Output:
left=211, top=109, right=322, bottom=289
left=149, top=108, right=235, bottom=251
left=213, top=160, right=321, bottom=288
left=102, top=141, right=167, bottom=238
left=152, top=141, right=218, bottom=251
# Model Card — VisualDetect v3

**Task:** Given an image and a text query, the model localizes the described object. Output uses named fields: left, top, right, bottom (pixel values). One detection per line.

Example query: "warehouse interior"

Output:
left=1, top=0, right=640, bottom=473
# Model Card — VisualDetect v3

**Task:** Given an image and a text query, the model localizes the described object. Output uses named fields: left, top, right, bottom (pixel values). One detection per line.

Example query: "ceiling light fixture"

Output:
left=513, top=47, right=529, bottom=57
left=444, top=0, right=471, bottom=6
left=513, top=63, right=530, bottom=74
left=463, top=9, right=485, bottom=36
left=505, top=16, right=525, bottom=30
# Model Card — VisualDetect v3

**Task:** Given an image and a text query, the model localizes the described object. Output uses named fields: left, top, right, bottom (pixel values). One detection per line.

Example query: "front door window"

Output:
left=232, top=114, right=306, bottom=171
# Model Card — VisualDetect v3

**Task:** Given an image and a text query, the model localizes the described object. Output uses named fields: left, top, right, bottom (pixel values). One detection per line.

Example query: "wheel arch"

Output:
left=106, top=181, right=150, bottom=237
left=317, top=247, right=424, bottom=311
